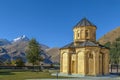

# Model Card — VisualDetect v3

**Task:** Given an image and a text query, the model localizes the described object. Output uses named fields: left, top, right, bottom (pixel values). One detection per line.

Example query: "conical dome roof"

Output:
left=74, top=18, right=96, bottom=28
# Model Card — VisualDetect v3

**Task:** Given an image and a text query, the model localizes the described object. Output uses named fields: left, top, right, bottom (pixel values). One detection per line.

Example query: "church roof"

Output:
left=73, top=18, right=96, bottom=28
left=60, top=40, right=107, bottom=49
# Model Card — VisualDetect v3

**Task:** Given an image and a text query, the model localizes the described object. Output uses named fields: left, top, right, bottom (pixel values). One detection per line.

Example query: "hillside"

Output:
left=98, top=27, right=120, bottom=45
left=46, top=48, right=60, bottom=63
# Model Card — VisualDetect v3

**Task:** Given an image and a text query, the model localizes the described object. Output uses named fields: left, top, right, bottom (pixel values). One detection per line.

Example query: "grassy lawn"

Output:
left=0, top=69, right=64, bottom=80
left=1, top=69, right=119, bottom=80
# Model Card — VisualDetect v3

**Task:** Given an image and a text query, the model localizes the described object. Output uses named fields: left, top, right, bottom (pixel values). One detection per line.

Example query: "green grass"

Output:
left=0, top=69, right=120, bottom=80
left=0, top=69, right=64, bottom=80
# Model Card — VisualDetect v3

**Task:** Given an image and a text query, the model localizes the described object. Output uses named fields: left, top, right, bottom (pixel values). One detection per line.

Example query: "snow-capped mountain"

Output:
left=0, top=35, right=53, bottom=65
left=12, top=35, right=29, bottom=42
left=11, top=35, right=49, bottom=50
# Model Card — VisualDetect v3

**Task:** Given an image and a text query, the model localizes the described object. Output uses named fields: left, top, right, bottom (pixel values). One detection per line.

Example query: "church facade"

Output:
left=60, top=18, right=109, bottom=76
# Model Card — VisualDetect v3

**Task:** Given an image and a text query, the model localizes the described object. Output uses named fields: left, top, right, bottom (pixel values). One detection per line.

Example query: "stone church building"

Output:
left=60, top=18, right=109, bottom=76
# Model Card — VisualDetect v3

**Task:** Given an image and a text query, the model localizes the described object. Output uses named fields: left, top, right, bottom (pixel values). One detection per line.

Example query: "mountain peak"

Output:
left=13, top=35, right=29, bottom=42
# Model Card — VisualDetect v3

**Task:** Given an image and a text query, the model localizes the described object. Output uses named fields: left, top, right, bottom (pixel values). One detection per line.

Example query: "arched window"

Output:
left=81, top=30, right=84, bottom=39
left=77, top=30, right=80, bottom=37
left=89, top=53, right=93, bottom=59
left=78, top=33, right=80, bottom=37
left=85, top=30, right=89, bottom=38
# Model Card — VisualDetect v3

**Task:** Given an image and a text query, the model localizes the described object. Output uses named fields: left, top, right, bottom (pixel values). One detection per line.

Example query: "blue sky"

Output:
left=0, top=0, right=120, bottom=48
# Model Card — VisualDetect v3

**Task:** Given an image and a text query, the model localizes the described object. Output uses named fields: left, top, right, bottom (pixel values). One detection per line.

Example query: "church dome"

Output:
left=73, top=18, right=96, bottom=28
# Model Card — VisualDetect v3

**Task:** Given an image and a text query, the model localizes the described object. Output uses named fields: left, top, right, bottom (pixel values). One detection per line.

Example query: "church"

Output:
left=60, top=18, right=109, bottom=76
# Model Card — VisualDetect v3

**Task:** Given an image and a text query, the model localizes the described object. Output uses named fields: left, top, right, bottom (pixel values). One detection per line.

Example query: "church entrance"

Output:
left=86, top=52, right=94, bottom=75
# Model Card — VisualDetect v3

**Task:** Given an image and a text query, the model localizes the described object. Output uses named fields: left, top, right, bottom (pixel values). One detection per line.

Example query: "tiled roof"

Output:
left=61, top=40, right=106, bottom=49
left=74, top=18, right=96, bottom=28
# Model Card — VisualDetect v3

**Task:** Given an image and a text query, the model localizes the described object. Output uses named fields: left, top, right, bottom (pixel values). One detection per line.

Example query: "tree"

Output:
left=15, top=57, right=25, bottom=67
left=104, top=42, right=112, bottom=63
left=104, top=42, right=111, bottom=48
left=112, top=37, right=120, bottom=73
left=26, top=38, right=43, bottom=71
left=104, top=37, right=120, bottom=73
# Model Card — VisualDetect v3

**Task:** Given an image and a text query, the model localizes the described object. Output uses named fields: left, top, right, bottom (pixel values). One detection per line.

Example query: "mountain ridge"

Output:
left=98, top=27, right=120, bottom=45
left=1, top=25, right=118, bottom=65
left=0, top=35, right=51, bottom=65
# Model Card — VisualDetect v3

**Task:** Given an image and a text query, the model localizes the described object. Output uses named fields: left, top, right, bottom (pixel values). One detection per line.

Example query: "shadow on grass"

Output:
left=0, top=71, right=15, bottom=75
